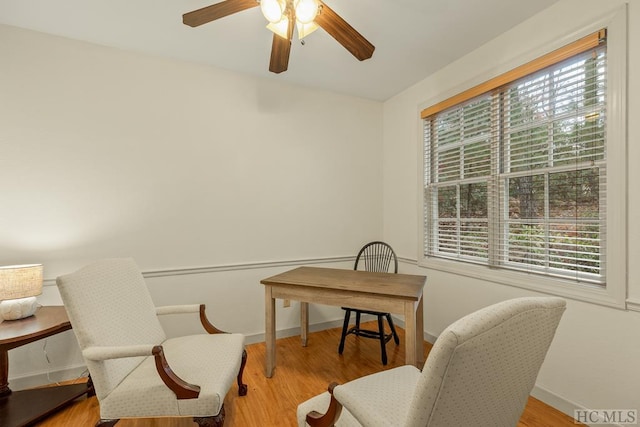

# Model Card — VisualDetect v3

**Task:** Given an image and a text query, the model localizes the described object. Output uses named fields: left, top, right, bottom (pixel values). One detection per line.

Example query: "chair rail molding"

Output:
left=42, top=256, right=355, bottom=286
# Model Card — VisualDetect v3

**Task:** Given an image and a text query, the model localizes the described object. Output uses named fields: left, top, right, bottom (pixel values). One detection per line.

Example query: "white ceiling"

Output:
left=0, top=0, right=559, bottom=101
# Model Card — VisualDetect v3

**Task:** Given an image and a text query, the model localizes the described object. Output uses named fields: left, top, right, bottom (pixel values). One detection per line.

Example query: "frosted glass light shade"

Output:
left=294, top=0, right=319, bottom=24
left=261, top=0, right=285, bottom=23
left=0, top=264, right=43, bottom=320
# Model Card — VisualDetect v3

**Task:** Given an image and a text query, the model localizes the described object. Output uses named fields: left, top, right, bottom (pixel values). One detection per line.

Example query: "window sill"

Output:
left=417, top=256, right=626, bottom=309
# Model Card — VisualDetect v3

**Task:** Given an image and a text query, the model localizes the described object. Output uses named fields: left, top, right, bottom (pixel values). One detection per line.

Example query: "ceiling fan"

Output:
left=182, top=0, right=375, bottom=74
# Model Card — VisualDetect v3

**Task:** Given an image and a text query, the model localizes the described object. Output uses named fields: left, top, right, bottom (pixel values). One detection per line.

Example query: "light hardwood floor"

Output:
left=36, top=321, right=579, bottom=426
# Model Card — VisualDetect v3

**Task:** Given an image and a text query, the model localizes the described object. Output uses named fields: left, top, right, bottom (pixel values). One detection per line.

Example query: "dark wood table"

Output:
left=0, top=306, right=92, bottom=427
left=261, top=266, right=427, bottom=377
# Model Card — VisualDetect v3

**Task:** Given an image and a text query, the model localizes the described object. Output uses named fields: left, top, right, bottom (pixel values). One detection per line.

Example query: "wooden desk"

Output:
left=0, top=306, right=91, bottom=427
left=261, top=266, right=427, bottom=377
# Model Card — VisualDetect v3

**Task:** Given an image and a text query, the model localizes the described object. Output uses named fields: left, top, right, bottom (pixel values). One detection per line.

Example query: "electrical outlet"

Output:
left=283, top=299, right=291, bottom=308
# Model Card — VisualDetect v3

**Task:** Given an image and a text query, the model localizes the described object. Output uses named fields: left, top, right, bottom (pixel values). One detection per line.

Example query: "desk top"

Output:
left=261, top=266, right=426, bottom=301
left=0, top=306, right=70, bottom=348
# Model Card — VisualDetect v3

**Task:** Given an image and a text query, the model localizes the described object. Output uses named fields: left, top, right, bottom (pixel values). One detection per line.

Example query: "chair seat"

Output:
left=100, top=333, right=245, bottom=419
left=297, top=365, right=421, bottom=427
left=342, top=308, right=388, bottom=317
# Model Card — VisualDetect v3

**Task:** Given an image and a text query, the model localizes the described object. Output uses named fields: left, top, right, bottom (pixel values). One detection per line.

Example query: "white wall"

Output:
left=383, top=0, right=640, bottom=420
left=0, top=24, right=383, bottom=384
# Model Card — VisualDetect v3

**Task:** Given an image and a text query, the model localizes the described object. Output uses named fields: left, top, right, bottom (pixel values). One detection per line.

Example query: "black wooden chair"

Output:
left=338, top=241, right=400, bottom=365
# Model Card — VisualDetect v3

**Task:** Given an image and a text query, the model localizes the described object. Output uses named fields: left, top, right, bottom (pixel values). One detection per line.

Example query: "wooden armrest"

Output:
left=152, top=345, right=200, bottom=399
left=306, top=382, right=342, bottom=427
left=199, top=304, right=226, bottom=334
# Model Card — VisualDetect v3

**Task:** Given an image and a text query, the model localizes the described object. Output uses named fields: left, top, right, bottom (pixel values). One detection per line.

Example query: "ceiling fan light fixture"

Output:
left=296, top=21, right=319, bottom=39
left=266, top=16, right=291, bottom=40
left=182, top=0, right=375, bottom=74
left=260, top=0, right=285, bottom=23
left=294, top=0, right=319, bottom=24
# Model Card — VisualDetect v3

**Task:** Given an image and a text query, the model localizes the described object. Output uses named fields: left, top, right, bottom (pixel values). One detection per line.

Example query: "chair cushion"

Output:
left=99, top=333, right=245, bottom=419
left=332, top=365, right=421, bottom=427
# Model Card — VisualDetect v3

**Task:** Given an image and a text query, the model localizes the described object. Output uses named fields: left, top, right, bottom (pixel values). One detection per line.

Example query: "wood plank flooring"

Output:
left=35, top=321, right=579, bottom=426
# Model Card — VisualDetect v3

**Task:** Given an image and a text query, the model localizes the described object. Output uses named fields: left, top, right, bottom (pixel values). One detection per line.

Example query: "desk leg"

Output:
left=416, top=295, right=424, bottom=364
left=300, top=302, right=309, bottom=347
left=404, top=301, right=418, bottom=368
left=265, top=286, right=276, bottom=378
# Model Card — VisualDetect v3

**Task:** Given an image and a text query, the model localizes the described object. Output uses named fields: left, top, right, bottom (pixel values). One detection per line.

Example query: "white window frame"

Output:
left=418, top=7, right=627, bottom=308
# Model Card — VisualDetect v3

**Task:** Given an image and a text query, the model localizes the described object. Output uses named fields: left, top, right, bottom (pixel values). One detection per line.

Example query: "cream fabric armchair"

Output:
left=56, top=258, right=247, bottom=427
left=298, top=297, right=566, bottom=427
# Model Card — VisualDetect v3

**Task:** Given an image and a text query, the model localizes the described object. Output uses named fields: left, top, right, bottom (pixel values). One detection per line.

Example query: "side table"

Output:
left=0, top=306, right=92, bottom=427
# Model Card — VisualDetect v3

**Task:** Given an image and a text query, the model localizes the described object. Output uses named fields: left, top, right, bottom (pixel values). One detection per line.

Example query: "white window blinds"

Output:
left=423, top=30, right=607, bottom=285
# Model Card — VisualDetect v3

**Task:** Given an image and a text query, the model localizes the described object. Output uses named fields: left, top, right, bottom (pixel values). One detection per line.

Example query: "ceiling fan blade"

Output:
left=183, top=0, right=258, bottom=28
left=269, top=20, right=294, bottom=74
left=315, top=1, right=375, bottom=61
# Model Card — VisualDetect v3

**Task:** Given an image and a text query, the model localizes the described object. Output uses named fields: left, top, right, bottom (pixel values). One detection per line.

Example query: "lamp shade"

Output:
left=0, top=264, right=43, bottom=300
left=0, top=264, right=43, bottom=320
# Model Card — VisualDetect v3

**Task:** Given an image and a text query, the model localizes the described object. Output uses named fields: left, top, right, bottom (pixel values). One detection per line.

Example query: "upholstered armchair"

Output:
left=298, top=297, right=566, bottom=427
left=56, top=258, right=247, bottom=427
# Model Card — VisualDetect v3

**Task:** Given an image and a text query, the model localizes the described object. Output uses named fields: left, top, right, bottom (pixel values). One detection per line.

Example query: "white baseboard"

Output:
left=389, top=315, right=437, bottom=344
left=531, top=386, right=585, bottom=425
left=531, top=385, right=628, bottom=427
left=243, top=318, right=348, bottom=344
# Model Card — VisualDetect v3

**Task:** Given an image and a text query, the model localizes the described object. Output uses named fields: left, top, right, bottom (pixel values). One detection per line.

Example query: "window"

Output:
left=420, top=24, right=626, bottom=304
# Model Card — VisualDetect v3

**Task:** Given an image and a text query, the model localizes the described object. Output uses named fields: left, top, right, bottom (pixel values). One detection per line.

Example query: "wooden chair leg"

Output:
left=96, top=419, right=119, bottom=427
left=378, top=315, right=388, bottom=365
left=338, top=309, right=351, bottom=354
left=87, top=374, right=96, bottom=397
left=237, top=349, right=248, bottom=396
left=194, top=405, right=225, bottom=427
left=386, top=313, right=400, bottom=345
